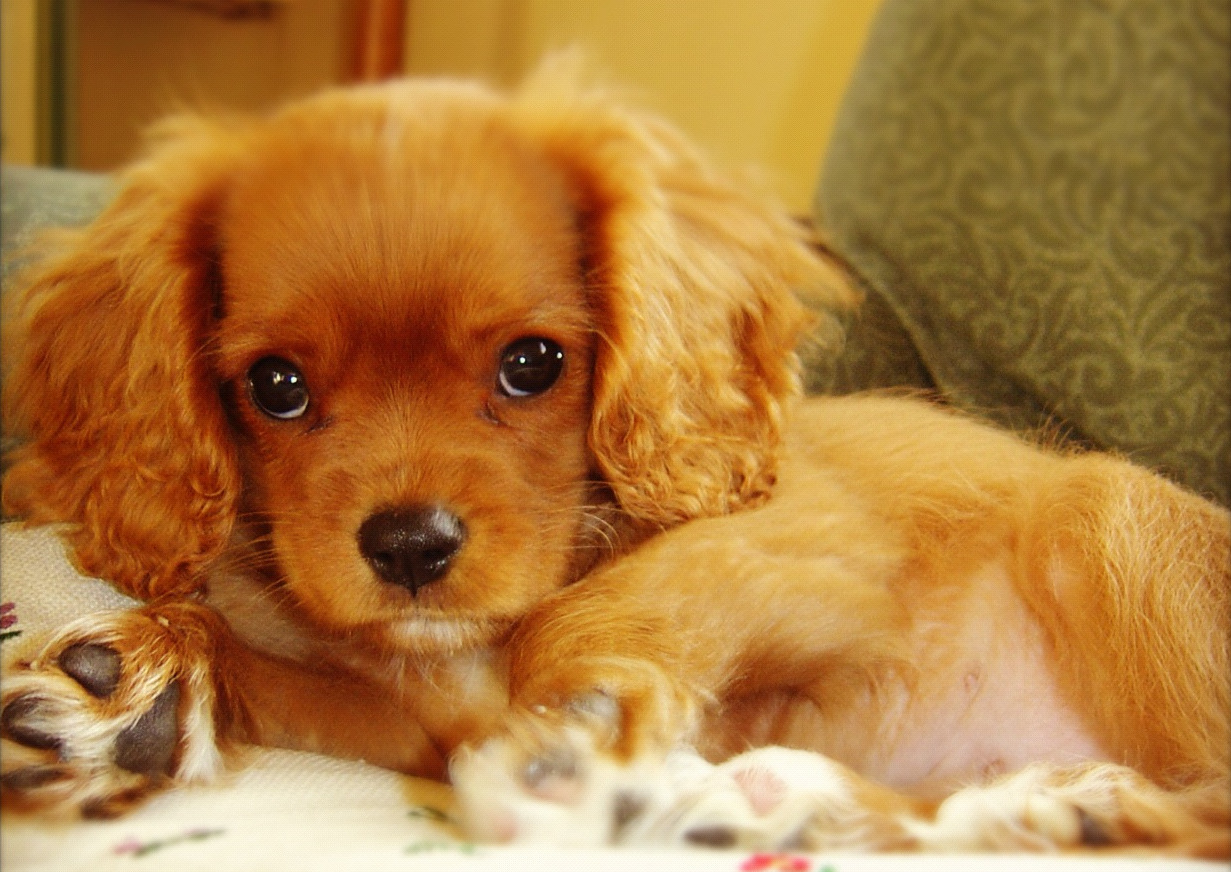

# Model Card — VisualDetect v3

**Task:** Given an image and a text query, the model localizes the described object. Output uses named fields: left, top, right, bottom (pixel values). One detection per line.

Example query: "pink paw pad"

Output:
left=732, top=766, right=788, bottom=817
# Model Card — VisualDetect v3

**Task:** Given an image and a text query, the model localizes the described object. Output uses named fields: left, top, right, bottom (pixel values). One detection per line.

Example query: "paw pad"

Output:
left=613, top=790, right=648, bottom=830
left=57, top=643, right=122, bottom=698
left=114, top=683, right=181, bottom=777
left=1, top=766, right=66, bottom=790
left=1, top=637, right=187, bottom=814
left=1, top=696, right=63, bottom=751
left=684, top=824, right=738, bottom=848
left=1077, top=807, right=1111, bottom=846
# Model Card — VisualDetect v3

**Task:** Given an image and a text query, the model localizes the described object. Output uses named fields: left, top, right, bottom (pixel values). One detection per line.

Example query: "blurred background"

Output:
left=3, top=0, right=1227, bottom=507
left=1, top=0, right=883, bottom=214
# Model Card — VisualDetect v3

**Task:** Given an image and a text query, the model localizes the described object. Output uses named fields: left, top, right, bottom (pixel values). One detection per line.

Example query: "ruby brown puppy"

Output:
left=1, top=67, right=1226, bottom=856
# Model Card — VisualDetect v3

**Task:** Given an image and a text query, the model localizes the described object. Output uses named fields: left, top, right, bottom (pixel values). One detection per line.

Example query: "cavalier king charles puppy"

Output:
left=1, top=64, right=1227, bottom=856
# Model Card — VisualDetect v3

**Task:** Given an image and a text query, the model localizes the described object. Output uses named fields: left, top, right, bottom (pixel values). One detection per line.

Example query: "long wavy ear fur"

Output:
left=513, top=60, right=856, bottom=526
left=1, top=116, right=243, bottom=600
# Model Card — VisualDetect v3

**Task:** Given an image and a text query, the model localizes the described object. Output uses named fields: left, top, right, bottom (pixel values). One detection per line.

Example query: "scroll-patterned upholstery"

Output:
left=813, top=0, right=1230, bottom=505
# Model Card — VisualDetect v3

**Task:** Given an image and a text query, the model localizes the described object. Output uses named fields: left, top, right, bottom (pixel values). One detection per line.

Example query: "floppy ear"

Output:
left=514, top=72, right=855, bottom=527
left=2, top=116, right=244, bottom=600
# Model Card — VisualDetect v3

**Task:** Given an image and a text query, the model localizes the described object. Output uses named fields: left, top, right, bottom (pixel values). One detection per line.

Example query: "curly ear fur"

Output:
left=1, top=117, right=243, bottom=600
left=513, top=67, right=856, bottom=526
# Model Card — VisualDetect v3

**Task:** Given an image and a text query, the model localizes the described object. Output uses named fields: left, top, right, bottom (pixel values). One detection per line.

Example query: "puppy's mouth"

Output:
left=377, top=611, right=515, bottom=654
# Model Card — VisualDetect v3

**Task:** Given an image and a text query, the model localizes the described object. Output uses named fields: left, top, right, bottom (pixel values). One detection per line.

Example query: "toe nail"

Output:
left=567, top=691, right=620, bottom=726
left=58, top=643, right=122, bottom=698
left=82, top=795, right=132, bottom=820
left=1, top=697, right=62, bottom=752
left=115, top=683, right=180, bottom=777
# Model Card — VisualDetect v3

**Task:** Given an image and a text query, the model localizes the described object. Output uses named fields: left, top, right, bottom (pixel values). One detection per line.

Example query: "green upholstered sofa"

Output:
left=811, top=0, right=1229, bottom=506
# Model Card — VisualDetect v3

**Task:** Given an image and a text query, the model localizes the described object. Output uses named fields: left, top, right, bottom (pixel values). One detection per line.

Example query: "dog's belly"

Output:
left=874, top=560, right=1108, bottom=795
left=712, top=550, right=1110, bottom=797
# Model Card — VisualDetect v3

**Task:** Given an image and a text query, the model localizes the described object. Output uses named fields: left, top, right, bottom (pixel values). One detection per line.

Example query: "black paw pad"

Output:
left=685, top=825, right=738, bottom=848
left=1, top=696, right=62, bottom=752
left=1077, top=807, right=1112, bottom=847
left=114, top=683, right=180, bottom=777
left=1, top=766, right=65, bottom=790
left=613, top=790, right=648, bottom=832
left=58, top=643, right=122, bottom=699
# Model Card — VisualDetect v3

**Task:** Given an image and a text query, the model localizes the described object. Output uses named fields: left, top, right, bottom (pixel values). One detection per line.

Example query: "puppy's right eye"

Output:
left=247, top=356, right=309, bottom=420
left=498, top=337, right=564, bottom=398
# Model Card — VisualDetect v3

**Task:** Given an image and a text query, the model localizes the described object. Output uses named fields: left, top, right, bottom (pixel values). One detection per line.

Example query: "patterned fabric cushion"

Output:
left=1, top=165, right=113, bottom=282
left=813, top=0, right=1230, bottom=506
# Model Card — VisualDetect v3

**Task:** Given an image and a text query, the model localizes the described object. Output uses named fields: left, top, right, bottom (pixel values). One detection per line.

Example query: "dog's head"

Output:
left=2, top=69, right=851, bottom=653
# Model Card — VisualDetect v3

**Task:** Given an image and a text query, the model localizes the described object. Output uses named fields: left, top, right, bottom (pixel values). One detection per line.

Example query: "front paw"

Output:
left=449, top=694, right=793, bottom=850
left=453, top=707, right=920, bottom=853
left=1, top=609, right=222, bottom=817
left=452, top=706, right=675, bottom=847
left=449, top=690, right=670, bottom=846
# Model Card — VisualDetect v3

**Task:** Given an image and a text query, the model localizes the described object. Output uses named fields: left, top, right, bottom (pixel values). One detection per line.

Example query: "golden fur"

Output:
left=1, top=67, right=1227, bottom=854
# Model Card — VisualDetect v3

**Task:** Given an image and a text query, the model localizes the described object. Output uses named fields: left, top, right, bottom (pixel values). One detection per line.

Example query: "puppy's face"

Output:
left=210, top=92, right=598, bottom=653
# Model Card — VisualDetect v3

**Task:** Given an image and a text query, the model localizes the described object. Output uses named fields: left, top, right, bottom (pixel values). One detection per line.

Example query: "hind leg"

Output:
left=899, top=762, right=1229, bottom=856
left=1017, top=455, right=1231, bottom=787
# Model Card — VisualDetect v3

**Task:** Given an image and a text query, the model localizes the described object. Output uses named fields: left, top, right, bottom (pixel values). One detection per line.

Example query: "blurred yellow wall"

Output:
left=1, top=1, right=39, bottom=165
left=74, top=0, right=353, bottom=170
left=406, top=0, right=884, bottom=213
left=2, top=0, right=884, bottom=214
left=2, top=1, right=353, bottom=170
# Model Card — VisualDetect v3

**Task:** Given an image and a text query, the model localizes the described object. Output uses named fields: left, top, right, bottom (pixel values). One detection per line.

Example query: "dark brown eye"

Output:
left=247, top=356, right=309, bottom=419
left=497, top=338, right=564, bottom=398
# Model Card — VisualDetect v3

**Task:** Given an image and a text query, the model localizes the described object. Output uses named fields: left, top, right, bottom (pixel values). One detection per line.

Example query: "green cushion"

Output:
left=2, top=165, right=113, bottom=283
left=813, top=0, right=1230, bottom=506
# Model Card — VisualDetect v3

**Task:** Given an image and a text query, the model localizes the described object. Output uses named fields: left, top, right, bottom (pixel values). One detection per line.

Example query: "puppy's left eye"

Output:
left=498, top=338, right=564, bottom=397
left=247, top=356, right=310, bottom=420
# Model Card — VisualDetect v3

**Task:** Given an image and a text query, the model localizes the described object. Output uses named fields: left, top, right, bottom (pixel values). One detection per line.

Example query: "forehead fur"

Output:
left=214, top=82, right=586, bottom=357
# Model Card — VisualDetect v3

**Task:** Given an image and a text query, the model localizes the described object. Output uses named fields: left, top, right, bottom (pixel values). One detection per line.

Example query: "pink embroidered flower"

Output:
left=112, top=837, right=143, bottom=856
left=112, top=828, right=223, bottom=857
left=0, top=602, right=20, bottom=641
left=740, top=853, right=812, bottom=872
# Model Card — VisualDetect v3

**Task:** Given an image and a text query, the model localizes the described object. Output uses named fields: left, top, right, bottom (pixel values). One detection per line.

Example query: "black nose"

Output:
left=357, top=504, right=467, bottom=595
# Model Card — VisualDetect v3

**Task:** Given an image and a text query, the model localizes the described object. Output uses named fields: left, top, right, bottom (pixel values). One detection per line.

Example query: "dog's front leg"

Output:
left=451, top=537, right=911, bottom=846
left=0, top=597, right=450, bottom=817
left=450, top=590, right=709, bottom=847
